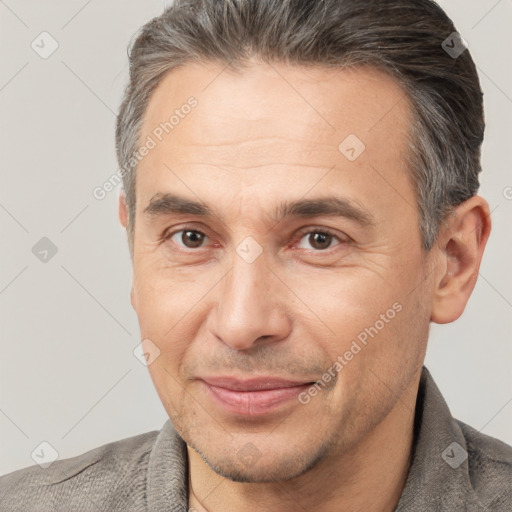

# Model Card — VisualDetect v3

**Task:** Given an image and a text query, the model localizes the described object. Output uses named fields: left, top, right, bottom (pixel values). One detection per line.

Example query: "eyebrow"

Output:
left=143, top=192, right=375, bottom=227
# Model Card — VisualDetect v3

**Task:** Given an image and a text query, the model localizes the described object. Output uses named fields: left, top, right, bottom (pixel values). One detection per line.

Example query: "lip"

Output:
left=199, top=376, right=315, bottom=417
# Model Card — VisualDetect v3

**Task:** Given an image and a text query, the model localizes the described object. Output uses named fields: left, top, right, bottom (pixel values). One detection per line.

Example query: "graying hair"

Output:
left=115, top=0, right=484, bottom=256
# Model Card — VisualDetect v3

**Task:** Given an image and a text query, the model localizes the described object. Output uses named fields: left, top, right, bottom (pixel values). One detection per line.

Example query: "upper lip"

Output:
left=200, top=376, right=315, bottom=391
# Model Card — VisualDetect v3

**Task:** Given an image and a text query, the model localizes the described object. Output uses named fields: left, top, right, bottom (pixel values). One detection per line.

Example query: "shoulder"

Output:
left=0, top=429, right=160, bottom=512
left=456, top=419, right=512, bottom=509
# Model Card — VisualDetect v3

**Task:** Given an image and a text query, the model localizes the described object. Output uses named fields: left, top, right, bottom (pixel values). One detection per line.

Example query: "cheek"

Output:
left=296, top=264, right=423, bottom=371
left=146, top=359, right=190, bottom=429
left=293, top=267, right=395, bottom=331
left=133, top=260, right=198, bottom=332
left=131, top=269, right=194, bottom=383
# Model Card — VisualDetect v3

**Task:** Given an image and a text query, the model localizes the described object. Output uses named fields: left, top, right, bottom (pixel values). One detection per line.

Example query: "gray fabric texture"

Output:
left=1, top=366, right=511, bottom=511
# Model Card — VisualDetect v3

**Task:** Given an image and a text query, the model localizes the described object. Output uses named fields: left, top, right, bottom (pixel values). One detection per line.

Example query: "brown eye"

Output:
left=296, top=228, right=346, bottom=251
left=168, top=229, right=208, bottom=249
left=308, top=232, right=333, bottom=250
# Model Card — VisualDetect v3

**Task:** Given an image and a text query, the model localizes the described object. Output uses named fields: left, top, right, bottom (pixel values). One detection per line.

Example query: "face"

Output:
left=127, top=61, right=434, bottom=482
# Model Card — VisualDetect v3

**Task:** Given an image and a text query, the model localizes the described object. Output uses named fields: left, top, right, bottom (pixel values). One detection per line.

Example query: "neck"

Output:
left=188, top=372, right=420, bottom=512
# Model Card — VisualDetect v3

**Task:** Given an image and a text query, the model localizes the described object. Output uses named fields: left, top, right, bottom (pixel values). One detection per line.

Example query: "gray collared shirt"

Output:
left=1, top=366, right=511, bottom=511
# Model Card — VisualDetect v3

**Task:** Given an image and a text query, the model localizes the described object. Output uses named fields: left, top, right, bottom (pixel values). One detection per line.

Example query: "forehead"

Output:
left=141, top=60, right=412, bottom=157
left=136, top=60, right=415, bottom=227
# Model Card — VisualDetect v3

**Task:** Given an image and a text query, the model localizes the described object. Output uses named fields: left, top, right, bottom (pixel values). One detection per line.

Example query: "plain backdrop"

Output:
left=0, top=0, right=511, bottom=476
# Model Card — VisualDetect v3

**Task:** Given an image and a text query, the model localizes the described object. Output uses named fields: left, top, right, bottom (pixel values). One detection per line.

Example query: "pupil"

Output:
left=184, top=230, right=203, bottom=248
left=311, top=232, right=331, bottom=250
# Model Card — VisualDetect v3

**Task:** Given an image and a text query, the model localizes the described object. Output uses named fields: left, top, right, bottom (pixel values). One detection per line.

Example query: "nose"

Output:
left=210, top=249, right=291, bottom=351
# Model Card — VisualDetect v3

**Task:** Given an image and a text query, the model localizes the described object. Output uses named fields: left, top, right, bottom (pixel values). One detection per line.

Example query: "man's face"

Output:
left=129, top=61, right=434, bottom=482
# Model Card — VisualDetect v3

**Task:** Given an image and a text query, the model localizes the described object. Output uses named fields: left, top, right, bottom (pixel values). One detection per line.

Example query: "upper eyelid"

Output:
left=295, top=226, right=346, bottom=239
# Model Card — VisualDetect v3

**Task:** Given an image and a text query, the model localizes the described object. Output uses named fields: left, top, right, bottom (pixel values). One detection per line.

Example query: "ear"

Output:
left=118, top=192, right=129, bottom=229
left=430, top=195, right=491, bottom=324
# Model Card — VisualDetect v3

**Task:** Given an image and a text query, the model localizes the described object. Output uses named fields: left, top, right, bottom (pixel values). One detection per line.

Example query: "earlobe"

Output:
left=118, top=193, right=128, bottom=228
left=430, top=196, right=491, bottom=324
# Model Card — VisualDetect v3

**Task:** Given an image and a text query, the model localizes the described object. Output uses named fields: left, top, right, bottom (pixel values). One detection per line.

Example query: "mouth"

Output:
left=198, top=376, right=316, bottom=417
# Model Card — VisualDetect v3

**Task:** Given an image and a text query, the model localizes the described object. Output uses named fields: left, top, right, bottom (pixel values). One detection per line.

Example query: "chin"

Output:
left=188, top=438, right=330, bottom=483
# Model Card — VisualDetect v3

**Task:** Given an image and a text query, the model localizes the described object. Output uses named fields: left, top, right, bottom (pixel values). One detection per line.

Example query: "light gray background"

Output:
left=1, top=0, right=511, bottom=476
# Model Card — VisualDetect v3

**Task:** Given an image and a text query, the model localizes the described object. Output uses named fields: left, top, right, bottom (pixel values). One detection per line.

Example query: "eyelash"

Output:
left=162, top=225, right=349, bottom=253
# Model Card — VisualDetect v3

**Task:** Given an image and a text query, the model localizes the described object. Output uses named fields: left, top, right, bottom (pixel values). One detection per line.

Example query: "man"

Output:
left=1, top=0, right=511, bottom=510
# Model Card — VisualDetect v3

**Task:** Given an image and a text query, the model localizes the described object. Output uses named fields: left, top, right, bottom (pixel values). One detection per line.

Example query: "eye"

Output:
left=163, top=226, right=349, bottom=253
left=166, top=228, right=209, bottom=249
left=295, top=228, right=348, bottom=251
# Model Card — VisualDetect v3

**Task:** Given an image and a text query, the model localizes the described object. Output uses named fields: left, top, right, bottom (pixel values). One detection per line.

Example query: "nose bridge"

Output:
left=224, top=244, right=271, bottom=323
left=212, top=241, right=287, bottom=350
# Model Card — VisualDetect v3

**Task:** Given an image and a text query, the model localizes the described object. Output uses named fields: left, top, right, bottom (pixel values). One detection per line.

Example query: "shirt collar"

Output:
left=394, top=366, right=483, bottom=511
left=146, top=415, right=188, bottom=512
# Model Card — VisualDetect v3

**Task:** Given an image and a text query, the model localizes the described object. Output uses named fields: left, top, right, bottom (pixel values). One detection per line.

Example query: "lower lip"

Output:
left=201, top=381, right=312, bottom=417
